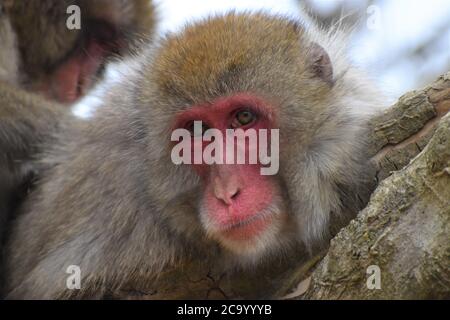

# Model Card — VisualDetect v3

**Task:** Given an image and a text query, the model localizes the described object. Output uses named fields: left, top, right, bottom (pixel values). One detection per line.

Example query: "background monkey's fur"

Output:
left=6, top=0, right=155, bottom=91
left=0, top=0, right=156, bottom=296
left=4, top=12, right=383, bottom=299
left=0, top=0, right=156, bottom=219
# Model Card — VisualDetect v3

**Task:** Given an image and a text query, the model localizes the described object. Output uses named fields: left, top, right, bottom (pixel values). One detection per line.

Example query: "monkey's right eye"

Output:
left=231, top=109, right=257, bottom=128
left=186, top=121, right=210, bottom=136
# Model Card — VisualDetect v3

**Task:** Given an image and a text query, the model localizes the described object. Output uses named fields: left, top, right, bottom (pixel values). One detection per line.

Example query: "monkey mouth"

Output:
left=42, top=21, right=124, bottom=104
left=220, top=211, right=274, bottom=241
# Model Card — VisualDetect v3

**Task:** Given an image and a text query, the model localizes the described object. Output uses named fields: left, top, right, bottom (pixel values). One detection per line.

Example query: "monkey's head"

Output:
left=5, top=0, right=154, bottom=103
left=114, top=13, right=377, bottom=263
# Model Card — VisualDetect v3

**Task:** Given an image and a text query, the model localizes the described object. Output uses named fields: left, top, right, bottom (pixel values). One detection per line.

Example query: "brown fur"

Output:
left=6, top=0, right=155, bottom=83
left=0, top=0, right=156, bottom=296
left=4, top=12, right=383, bottom=299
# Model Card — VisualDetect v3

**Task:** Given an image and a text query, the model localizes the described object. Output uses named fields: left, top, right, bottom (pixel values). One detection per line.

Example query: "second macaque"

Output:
left=5, top=13, right=383, bottom=299
left=0, top=0, right=155, bottom=249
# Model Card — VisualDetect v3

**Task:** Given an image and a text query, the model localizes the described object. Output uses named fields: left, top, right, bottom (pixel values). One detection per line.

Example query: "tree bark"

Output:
left=300, top=72, right=450, bottom=299
left=116, top=72, right=450, bottom=300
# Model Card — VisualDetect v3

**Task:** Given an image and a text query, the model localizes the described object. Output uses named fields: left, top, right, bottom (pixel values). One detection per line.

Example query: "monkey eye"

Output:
left=186, top=121, right=210, bottom=136
left=231, top=109, right=257, bottom=128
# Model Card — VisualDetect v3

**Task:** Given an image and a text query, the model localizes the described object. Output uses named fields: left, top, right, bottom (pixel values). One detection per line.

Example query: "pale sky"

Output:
left=74, top=0, right=450, bottom=117
left=153, top=0, right=450, bottom=101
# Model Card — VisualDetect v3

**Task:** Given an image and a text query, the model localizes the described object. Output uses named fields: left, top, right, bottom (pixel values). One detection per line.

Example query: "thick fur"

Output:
left=0, top=0, right=156, bottom=296
left=0, top=11, right=63, bottom=279
left=4, top=13, right=384, bottom=299
left=0, top=0, right=156, bottom=203
left=0, top=81, right=64, bottom=296
left=6, top=0, right=155, bottom=84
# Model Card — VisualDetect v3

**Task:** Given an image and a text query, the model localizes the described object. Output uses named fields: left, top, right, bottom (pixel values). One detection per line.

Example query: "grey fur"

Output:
left=4, top=13, right=384, bottom=299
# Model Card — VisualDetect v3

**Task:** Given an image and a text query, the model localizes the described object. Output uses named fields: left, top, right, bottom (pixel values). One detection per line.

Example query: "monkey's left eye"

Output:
left=231, top=109, right=257, bottom=128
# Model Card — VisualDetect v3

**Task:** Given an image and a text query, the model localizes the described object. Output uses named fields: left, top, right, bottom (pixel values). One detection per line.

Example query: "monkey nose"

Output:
left=213, top=176, right=241, bottom=206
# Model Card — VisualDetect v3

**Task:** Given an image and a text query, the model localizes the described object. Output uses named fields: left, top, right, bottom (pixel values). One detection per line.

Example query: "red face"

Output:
left=35, top=23, right=122, bottom=104
left=174, top=93, right=286, bottom=255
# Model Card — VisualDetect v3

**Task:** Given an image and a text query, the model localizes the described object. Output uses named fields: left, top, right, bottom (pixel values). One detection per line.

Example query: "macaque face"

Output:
left=172, top=93, right=288, bottom=256
left=146, top=13, right=337, bottom=259
left=7, top=0, right=154, bottom=104
left=34, top=21, right=123, bottom=103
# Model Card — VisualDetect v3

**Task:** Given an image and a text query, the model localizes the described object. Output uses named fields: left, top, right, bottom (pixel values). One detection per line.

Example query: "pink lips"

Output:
left=220, top=213, right=272, bottom=241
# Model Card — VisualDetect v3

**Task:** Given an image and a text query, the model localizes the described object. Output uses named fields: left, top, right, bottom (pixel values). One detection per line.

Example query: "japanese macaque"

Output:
left=4, top=12, right=383, bottom=299
left=0, top=0, right=155, bottom=296
left=2, top=0, right=155, bottom=102
left=0, top=1, right=155, bottom=246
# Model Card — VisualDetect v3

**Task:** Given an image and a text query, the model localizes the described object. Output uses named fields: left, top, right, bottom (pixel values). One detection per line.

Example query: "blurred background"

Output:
left=153, top=0, right=450, bottom=104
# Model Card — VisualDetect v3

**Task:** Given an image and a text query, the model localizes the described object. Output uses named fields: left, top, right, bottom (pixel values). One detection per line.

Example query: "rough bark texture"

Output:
left=300, top=72, right=450, bottom=299
left=116, top=72, right=450, bottom=300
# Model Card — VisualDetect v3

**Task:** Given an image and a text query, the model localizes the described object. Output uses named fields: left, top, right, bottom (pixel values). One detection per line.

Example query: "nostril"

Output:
left=212, top=175, right=241, bottom=205
left=230, top=189, right=240, bottom=200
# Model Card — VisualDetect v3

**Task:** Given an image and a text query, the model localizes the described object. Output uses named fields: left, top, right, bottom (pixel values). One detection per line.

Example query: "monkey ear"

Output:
left=307, top=42, right=334, bottom=86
